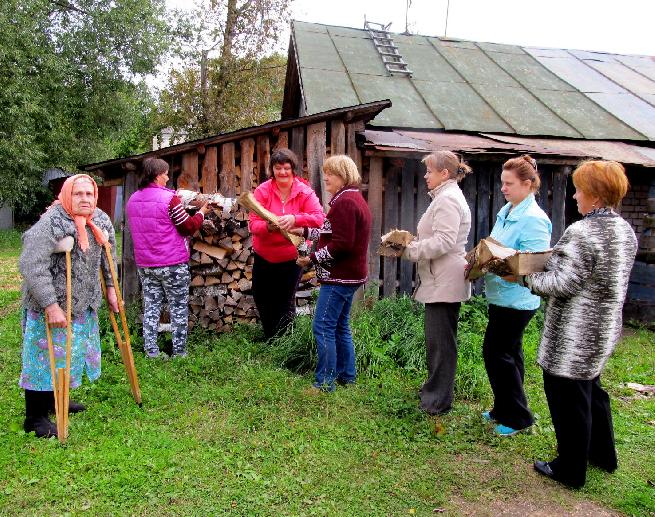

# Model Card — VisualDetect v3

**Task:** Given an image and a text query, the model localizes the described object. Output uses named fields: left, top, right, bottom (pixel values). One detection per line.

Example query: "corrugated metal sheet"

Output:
left=360, top=129, right=655, bottom=166
left=292, top=21, right=655, bottom=142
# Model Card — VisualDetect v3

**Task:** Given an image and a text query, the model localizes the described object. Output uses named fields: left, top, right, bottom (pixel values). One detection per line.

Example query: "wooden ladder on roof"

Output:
left=364, top=21, right=413, bottom=77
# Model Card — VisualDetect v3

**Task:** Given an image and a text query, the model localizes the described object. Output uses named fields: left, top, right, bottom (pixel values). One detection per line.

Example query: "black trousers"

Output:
left=419, top=302, right=461, bottom=415
left=252, top=253, right=302, bottom=339
left=543, top=371, right=617, bottom=488
left=482, top=304, right=536, bottom=430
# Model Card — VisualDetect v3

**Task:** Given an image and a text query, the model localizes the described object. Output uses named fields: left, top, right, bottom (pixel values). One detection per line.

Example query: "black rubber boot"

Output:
left=44, top=392, right=87, bottom=414
left=23, top=390, right=57, bottom=438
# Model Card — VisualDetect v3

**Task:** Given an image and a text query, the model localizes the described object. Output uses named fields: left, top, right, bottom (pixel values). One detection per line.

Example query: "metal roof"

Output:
left=290, top=21, right=655, bottom=141
left=360, top=129, right=655, bottom=166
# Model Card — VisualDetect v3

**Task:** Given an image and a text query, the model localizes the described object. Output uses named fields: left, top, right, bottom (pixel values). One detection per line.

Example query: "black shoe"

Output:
left=45, top=396, right=86, bottom=414
left=534, top=461, right=555, bottom=479
left=23, top=416, right=57, bottom=438
left=68, top=400, right=87, bottom=414
left=534, top=461, right=584, bottom=489
left=24, top=390, right=57, bottom=438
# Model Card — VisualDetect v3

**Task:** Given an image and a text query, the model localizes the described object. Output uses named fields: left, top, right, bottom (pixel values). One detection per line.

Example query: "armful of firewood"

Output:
left=378, top=229, right=414, bottom=257
left=238, top=192, right=304, bottom=248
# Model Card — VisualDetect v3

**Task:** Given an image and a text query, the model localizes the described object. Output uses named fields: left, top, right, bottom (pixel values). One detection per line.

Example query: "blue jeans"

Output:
left=313, top=283, right=359, bottom=391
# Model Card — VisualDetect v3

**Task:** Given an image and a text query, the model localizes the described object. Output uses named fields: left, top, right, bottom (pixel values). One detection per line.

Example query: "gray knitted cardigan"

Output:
left=526, top=209, right=637, bottom=380
left=19, top=204, right=117, bottom=317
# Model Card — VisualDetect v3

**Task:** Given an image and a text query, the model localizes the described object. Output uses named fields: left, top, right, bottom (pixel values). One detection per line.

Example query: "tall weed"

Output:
left=264, top=293, right=510, bottom=404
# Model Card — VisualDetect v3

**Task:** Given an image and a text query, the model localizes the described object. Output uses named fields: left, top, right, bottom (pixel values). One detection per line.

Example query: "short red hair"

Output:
left=572, top=160, right=629, bottom=208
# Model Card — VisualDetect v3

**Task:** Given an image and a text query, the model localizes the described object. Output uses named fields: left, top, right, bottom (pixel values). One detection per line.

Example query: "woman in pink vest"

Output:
left=249, top=149, right=325, bottom=340
left=126, top=158, right=209, bottom=358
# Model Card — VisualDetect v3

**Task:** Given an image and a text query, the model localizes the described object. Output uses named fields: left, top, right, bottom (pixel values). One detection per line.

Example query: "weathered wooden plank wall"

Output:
left=120, top=116, right=365, bottom=302
left=364, top=157, right=569, bottom=298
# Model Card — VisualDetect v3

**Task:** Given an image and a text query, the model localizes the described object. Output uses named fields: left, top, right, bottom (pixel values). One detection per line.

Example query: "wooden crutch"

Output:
left=46, top=236, right=74, bottom=444
left=101, top=242, right=142, bottom=406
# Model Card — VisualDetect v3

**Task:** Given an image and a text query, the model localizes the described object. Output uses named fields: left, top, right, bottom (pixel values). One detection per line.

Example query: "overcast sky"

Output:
left=167, top=0, right=655, bottom=56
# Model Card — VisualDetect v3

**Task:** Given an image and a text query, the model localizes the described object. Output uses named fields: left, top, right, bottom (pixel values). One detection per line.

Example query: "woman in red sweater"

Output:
left=249, top=149, right=324, bottom=339
left=296, top=155, right=372, bottom=392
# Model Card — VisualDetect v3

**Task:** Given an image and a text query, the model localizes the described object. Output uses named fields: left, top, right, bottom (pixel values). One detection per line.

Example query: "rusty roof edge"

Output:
left=360, top=129, right=655, bottom=166
left=82, top=100, right=392, bottom=173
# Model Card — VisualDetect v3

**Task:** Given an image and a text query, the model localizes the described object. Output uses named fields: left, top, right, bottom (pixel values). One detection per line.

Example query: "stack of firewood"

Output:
left=187, top=199, right=319, bottom=332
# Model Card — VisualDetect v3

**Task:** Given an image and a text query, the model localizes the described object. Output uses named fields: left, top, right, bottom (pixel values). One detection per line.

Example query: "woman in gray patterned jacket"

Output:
left=19, top=174, right=119, bottom=438
left=520, top=160, right=637, bottom=488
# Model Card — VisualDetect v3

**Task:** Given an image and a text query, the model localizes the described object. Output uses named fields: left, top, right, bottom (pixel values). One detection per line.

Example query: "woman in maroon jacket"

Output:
left=296, top=155, right=372, bottom=392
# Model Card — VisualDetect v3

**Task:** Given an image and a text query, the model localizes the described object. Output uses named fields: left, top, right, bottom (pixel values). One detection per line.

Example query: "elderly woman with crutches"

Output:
left=18, top=174, right=119, bottom=439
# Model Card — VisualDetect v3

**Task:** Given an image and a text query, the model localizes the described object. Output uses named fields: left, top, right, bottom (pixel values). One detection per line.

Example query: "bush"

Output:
left=264, top=293, right=513, bottom=403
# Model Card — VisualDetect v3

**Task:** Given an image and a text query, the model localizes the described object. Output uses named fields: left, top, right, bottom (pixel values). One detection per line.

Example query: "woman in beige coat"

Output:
left=402, top=151, right=472, bottom=415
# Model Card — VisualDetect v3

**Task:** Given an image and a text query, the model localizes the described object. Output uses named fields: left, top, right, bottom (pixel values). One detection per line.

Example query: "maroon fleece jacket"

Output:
left=308, top=187, right=372, bottom=285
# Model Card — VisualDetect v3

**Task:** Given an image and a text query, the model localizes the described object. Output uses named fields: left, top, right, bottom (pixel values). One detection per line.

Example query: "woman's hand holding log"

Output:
left=276, top=214, right=296, bottom=231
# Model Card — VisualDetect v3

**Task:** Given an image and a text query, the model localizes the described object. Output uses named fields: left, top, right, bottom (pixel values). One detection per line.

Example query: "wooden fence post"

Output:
left=201, top=146, right=218, bottom=193
left=399, top=159, right=416, bottom=296
left=383, top=162, right=400, bottom=297
left=551, top=165, right=570, bottom=245
left=307, top=122, right=327, bottom=208
left=179, top=151, right=199, bottom=191
left=219, top=143, right=236, bottom=197
left=239, top=138, right=255, bottom=194
left=256, top=135, right=270, bottom=184
left=368, top=157, right=383, bottom=294
left=330, top=120, right=346, bottom=156
left=121, top=170, right=139, bottom=303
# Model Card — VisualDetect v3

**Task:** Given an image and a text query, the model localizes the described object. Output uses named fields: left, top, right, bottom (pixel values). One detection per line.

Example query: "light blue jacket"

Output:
left=484, top=194, right=552, bottom=310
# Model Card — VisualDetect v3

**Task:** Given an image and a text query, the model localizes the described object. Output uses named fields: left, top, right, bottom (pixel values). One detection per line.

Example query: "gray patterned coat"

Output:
left=19, top=204, right=116, bottom=317
left=526, top=210, right=637, bottom=380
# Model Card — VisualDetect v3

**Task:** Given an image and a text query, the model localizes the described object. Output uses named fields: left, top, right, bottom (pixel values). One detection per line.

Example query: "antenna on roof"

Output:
left=404, top=0, right=411, bottom=35
left=444, top=0, right=450, bottom=37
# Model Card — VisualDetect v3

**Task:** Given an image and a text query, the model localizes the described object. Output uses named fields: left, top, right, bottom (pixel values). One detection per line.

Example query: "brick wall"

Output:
left=620, top=172, right=651, bottom=239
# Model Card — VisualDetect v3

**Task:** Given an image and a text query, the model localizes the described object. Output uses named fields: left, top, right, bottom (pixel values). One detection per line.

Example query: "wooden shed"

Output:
left=281, top=21, right=655, bottom=309
left=82, top=100, right=390, bottom=303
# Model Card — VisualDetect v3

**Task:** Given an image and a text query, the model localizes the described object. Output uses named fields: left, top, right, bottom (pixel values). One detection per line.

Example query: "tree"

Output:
left=0, top=0, right=170, bottom=212
left=156, top=0, right=290, bottom=138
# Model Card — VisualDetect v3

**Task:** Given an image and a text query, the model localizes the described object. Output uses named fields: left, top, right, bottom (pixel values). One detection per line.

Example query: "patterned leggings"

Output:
left=138, top=263, right=190, bottom=355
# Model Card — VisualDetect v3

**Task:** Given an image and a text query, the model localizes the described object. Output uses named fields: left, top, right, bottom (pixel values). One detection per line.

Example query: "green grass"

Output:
left=0, top=228, right=653, bottom=516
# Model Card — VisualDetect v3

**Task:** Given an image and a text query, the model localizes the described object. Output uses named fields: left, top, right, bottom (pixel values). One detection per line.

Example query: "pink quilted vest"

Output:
left=126, top=184, right=190, bottom=267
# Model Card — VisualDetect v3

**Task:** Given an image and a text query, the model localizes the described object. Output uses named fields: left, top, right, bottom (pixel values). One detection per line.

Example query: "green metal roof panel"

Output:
left=412, top=80, right=513, bottom=132
left=293, top=21, right=328, bottom=34
left=350, top=74, right=441, bottom=128
left=326, top=25, right=368, bottom=39
left=330, top=34, right=388, bottom=76
left=430, top=40, right=520, bottom=88
left=475, top=84, right=581, bottom=137
left=395, top=38, right=464, bottom=83
left=486, top=52, right=575, bottom=92
left=532, top=90, right=645, bottom=140
left=294, top=29, right=345, bottom=72
left=300, top=68, right=360, bottom=114
left=290, top=21, right=655, bottom=141
left=476, top=42, right=525, bottom=55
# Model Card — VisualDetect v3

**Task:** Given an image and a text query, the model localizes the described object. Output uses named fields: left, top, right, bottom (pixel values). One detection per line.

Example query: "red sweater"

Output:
left=249, top=177, right=324, bottom=263
left=308, top=187, right=372, bottom=285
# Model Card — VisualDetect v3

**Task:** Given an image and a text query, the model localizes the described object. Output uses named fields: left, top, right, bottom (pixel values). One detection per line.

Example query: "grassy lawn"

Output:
left=0, top=228, right=653, bottom=516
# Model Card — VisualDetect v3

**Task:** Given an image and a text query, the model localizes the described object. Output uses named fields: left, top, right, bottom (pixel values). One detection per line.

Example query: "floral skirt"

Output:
left=18, top=308, right=101, bottom=391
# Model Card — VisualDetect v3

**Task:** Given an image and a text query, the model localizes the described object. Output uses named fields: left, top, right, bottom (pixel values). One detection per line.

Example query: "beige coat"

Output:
left=403, top=179, right=471, bottom=303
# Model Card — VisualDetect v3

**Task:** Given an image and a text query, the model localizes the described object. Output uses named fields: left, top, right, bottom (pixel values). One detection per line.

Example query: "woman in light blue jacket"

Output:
left=482, top=155, right=552, bottom=436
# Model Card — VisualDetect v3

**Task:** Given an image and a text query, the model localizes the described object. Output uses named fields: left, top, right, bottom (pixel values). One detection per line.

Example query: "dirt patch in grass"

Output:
left=0, top=257, right=21, bottom=290
left=448, top=460, right=620, bottom=516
